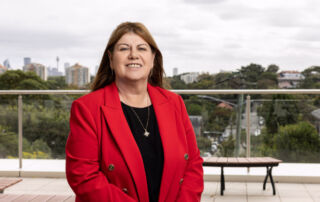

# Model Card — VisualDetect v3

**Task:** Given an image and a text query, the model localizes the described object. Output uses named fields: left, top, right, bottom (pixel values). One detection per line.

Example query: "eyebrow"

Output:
left=117, top=43, right=149, bottom=47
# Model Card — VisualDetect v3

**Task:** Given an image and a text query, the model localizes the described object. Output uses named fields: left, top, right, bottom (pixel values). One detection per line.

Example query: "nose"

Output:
left=128, top=48, right=138, bottom=59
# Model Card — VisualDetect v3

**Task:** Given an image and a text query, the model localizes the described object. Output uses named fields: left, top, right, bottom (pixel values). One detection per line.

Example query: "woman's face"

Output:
left=109, top=32, right=155, bottom=84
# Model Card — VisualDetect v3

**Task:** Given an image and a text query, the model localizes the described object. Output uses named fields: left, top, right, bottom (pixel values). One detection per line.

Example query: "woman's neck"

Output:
left=115, top=79, right=150, bottom=108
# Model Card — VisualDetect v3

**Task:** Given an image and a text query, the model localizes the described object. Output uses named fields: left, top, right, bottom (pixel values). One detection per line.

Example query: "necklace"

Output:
left=129, top=105, right=150, bottom=137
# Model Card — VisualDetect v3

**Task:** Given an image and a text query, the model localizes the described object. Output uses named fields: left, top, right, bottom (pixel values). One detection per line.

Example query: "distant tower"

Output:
left=173, top=67, right=178, bottom=76
left=56, top=56, right=60, bottom=71
left=3, top=59, right=11, bottom=69
left=24, top=57, right=31, bottom=66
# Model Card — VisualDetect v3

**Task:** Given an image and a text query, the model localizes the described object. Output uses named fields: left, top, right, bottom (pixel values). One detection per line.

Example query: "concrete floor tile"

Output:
left=247, top=196, right=281, bottom=202
left=214, top=195, right=247, bottom=202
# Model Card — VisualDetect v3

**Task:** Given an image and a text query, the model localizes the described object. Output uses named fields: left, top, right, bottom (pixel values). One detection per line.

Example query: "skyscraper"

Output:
left=24, top=57, right=31, bottom=66
left=23, top=63, right=47, bottom=81
left=65, top=63, right=90, bottom=88
left=173, top=67, right=178, bottom=76
left=3, top=59, right=11, bottom=69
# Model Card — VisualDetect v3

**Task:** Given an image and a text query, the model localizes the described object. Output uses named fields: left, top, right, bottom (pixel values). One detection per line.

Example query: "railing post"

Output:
left=235, top=94, right=243, bottom=157
left=18, top=95, right=23, bottom=172
left=246, top=95, right=251, bottom=158
left=246, top=95, right=251, bottom=172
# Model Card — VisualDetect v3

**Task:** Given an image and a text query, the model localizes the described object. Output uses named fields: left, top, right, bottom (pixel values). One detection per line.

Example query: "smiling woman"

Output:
left=65, top=22, right=204, bottom=202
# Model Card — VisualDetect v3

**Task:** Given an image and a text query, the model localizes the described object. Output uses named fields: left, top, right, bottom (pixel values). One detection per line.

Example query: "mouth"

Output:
left=126, top=63, right=142, bottom=68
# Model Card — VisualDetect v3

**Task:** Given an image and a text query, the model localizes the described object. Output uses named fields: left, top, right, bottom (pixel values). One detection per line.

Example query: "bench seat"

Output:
left=203, top=157, right=282, bottom=195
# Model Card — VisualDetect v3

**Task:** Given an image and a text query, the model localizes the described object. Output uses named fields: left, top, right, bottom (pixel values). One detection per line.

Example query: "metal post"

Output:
left=235, top=94, right=243, bottom=157
left=246, top=95, right=251, bottom=157
left=246, top=95, right=251, bottom=172
left=18, top=95, right=23, bottom=171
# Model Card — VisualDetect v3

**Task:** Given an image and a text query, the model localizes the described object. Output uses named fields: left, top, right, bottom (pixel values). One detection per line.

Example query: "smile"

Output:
left=126, top=63, right=142, bottom=68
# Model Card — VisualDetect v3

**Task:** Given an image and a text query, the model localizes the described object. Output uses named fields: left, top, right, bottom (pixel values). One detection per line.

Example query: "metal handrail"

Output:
left=0, top=89, right=320, bottom=95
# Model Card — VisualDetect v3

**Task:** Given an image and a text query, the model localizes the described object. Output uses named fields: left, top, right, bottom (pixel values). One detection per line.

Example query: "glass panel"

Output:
left=22, top=94, right=79, bottom=159
left=0, top=95, right=19, bottom=168
left=248, top=94, right=320, bottom=163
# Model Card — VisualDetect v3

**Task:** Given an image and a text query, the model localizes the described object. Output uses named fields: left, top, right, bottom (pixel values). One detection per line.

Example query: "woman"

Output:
left=66, top=22, right=204, bottom=202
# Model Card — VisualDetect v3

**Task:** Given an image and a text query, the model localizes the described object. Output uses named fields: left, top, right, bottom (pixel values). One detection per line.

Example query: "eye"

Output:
left=138, top=47, right=147, bottom=51
left=119, top=47, right=129, bottom=51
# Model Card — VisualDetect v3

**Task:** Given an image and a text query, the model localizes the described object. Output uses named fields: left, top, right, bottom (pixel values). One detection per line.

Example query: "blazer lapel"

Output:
left=148, top=84, right=182, bottom=202
left=100, top=83, right=149, bottom=202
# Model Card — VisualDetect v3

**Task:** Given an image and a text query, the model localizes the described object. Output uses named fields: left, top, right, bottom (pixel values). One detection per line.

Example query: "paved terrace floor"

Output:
left=1, top=159, right=320, bottom=201
left=1, top=178, right=320, bottom=202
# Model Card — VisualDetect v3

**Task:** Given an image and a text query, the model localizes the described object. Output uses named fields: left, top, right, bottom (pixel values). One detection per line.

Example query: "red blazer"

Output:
left=66, top=82, right=204, bottom=202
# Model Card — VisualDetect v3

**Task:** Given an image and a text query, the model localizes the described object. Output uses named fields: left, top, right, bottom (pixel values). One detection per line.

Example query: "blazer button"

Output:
left=179, top=178, right=184, bottom=184
left=122, top=187, right=128, bottom=193
left=108, top=164, right=115, bottom=171
left=184, top=153, right=189, bottom=160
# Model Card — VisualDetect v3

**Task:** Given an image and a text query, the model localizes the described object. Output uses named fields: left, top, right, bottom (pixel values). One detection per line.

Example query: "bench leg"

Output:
left=263, top=166, right=276, bottom=195
left=263, top=166, right=269, bottom=190
left=220, top=166, right=225, bottom=195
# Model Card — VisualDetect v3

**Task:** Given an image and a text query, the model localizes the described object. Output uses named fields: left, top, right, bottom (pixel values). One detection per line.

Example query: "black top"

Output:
left=121, top=102, right=164, bottom=202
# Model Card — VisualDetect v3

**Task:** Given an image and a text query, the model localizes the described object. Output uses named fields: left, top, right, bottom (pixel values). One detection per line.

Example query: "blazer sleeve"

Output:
left=175, top=95, right=204, bottom=202
left=66, top=100, right=136, bottom=202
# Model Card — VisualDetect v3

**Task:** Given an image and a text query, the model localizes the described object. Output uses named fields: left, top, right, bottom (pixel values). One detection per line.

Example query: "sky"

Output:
left=1, top=0, right=320, bottom=76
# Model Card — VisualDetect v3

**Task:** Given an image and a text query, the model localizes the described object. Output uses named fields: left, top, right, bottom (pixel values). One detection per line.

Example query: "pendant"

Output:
left=144, top=130, right=150, bottom=137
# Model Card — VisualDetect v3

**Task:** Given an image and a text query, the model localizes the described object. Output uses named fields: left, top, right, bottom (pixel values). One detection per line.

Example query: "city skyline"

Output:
left=1, top=0, right=320, bottom=76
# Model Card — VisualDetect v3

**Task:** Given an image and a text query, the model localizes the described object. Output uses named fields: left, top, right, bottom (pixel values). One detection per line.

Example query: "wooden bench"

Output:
left=203, top=157, right=282, bottom=196
left=0, top=178, right=22, bottom=194
left=0, top=194, right=75, bottom=202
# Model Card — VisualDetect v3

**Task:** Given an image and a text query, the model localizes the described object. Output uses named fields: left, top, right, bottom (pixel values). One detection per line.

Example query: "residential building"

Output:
left=278, top=71, right=304, bottom=88
left=23, top=63, right=47, bottom=81
left=0, top=64, right=7, bottom=75
left=180, top=72, right=199, bottom=84
left=65, top=63, right=90, bottom=88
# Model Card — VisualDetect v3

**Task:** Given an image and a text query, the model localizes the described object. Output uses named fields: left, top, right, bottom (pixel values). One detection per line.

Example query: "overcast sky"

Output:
left=1, top=0, right=320, bottom=76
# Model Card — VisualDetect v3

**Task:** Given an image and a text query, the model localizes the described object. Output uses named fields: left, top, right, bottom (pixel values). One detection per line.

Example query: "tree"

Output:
left=300, top=66, right=320, bottom=89
left=0, top=70, right=48, bottom=90
left=47, top=76, right=68, bottom=89
left=273, top=122, right=320, bottom=162
left=238, top=63, right=265, bottom=87
left=259, top=94, right=300, bottom=134
left=266, top=64, right=279, bottom=73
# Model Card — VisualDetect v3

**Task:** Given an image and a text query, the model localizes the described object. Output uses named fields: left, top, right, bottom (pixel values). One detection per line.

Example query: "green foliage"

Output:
left=266, top=64, right=279, bottom=73
left=300, top=66, right=320, bottom=89
left=218, top=136, right=235, bottom=157
left=188, top=73, right=215, bottom=89
left=196, top=136, right=212, bottom=153
left=260, top=122, right=320, bottom=162
left=0, top=70, right=48, bottom=90
left=168, top=76, right=187, bottom=89
left=47, top=76, right=68, bottom=89
left=259, top=94, right=300, bottom=134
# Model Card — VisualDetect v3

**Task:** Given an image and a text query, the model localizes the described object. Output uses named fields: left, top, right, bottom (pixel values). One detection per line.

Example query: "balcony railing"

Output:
left=1, top=89, right=320, bottom=169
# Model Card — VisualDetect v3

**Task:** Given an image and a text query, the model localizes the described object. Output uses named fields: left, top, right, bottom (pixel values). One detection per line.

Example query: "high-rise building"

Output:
left=3, top=59, right=11, bottom=69
left=47, top=66, right=63, bottom=77
left=23, top=63, right=47, bottom=81
left=0, top=64, right=7, bottom=75
left=65, top=63, right=90, bottom=88
left=173, top=67, right=178, bottom=76
left=180, top=72, right=199, bottom=84
left=24, top=57, right=31, bottom=66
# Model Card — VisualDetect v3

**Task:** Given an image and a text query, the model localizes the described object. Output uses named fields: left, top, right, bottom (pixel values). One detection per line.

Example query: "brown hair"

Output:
left=91, top=22, right=164, bottom=91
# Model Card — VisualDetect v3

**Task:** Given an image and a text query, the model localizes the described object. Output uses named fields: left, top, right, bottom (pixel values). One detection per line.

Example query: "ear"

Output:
left=107, top=50, right=112, bottom=61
